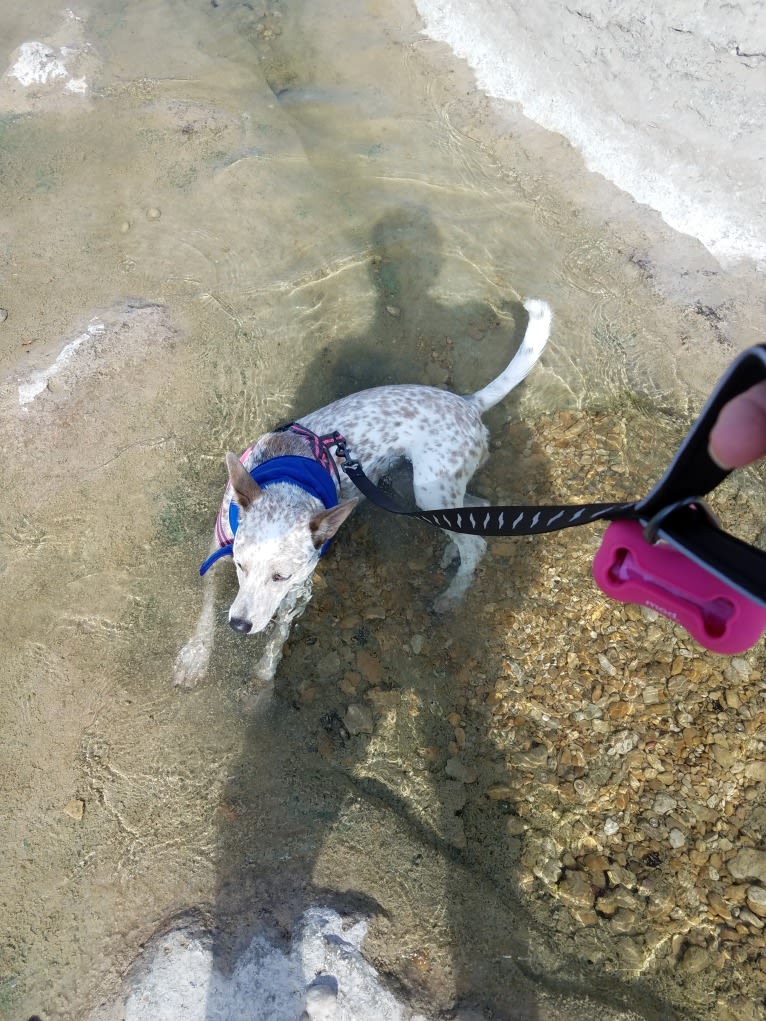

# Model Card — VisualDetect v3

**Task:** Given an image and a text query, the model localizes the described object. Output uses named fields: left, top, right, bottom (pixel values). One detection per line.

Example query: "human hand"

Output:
left=708, top=380, right=766, bottom=469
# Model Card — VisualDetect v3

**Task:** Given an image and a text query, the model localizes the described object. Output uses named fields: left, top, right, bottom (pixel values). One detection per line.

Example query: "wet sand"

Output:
left=1, top=1, right=765, bottom=1019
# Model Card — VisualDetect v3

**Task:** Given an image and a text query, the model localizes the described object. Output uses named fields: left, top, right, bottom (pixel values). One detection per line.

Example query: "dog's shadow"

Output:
left=204, top=210, right=670, bottom=1020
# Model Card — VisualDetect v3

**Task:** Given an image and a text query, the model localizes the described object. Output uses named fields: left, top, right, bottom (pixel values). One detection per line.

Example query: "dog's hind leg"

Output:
left=412, top=474, right=487, bottom=614
left=439, top=493, right=489, bottom=569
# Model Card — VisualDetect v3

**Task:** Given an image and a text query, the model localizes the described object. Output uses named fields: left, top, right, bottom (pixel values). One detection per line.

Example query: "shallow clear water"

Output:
left=1, top=1, right=764, bottom=1020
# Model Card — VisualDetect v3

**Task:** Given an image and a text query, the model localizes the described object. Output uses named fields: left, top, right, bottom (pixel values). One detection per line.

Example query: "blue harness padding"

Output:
left=199, top=455, right=339, bottom=576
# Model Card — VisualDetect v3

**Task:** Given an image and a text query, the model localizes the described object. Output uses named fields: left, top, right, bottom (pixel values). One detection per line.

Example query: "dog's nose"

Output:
left=229, top=616, right=253, bottom=634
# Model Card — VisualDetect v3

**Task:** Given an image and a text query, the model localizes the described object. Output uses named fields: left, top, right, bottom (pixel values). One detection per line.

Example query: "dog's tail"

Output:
left=466, top=299, right=551, bottom=415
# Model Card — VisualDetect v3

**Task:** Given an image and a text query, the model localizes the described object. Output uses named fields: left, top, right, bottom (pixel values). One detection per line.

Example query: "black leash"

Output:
left=336, top=344, right=766, bottom=610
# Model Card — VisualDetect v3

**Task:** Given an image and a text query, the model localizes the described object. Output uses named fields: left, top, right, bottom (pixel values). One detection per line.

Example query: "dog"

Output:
left=174, top=299, right=551, bottom=686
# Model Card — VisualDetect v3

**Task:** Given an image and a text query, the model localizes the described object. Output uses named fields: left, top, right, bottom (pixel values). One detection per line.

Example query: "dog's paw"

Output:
left=173, top=638, right=211, bottom=689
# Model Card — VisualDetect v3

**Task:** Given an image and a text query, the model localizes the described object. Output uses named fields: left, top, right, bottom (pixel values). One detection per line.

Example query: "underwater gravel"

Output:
left=281, top=406, right=766, bottom=1021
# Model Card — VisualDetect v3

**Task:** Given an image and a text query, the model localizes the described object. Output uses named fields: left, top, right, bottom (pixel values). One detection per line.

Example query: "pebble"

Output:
left=63, top=799, right=85, bottom=821
left=0, top=308, right=7, bottom=323
left=511, top=744, right=548, bottom=770
left=317, top=651, right=341, bottom=678
left=609, top=908, right=637, bottom=935
left=739, top=908, right=764, bottom=929
left=410, top=633, right=425, bottom=654
left=746, top=885, right=766, bottom=917
left=343, top=703, right=373, bottom=736
left=486, top=783, right=515, bottom=800
left=445, top=757, right=478, bottom=784
left=652, top=793, right=676, bottom=815
left=146, top=207, right=162, bottom=220
left=557, top=870, right=594, bottom=910
left=728, top=848, right=766, bottom=884
left=119, top=220, right=131, bottom=234
left=679, top=944, right=713, bottom=976
left=668, top=828, right=686, bottom=849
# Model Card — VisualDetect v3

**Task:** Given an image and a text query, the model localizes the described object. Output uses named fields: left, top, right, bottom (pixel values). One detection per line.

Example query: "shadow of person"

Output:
left=288, top=206, right=527, bottom=420
left=202, top=211, right=673, bottom=1020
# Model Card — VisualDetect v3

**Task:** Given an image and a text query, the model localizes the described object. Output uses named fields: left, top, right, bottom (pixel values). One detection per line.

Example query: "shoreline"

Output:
left=414, top=0, right=766, bottom=269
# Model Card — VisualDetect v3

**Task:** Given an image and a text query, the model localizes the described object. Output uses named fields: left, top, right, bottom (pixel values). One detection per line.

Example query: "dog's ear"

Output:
left=226, top=451, right=262, bottom=511
left=308, top=498, right=358, bottom=549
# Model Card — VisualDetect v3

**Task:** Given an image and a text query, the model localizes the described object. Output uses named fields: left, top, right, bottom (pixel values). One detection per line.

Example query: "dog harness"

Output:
left=199, top=425, right=341, bottom=576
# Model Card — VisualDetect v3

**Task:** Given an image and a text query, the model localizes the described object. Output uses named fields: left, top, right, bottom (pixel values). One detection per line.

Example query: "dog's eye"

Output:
left=272, top=572, right=291, bottom=583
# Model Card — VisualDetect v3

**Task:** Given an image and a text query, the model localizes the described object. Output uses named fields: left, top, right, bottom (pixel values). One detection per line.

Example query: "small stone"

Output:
left=445, top=757, right=478, bottom=783
left=512, top=744, right=549, bottom=770
left=597, top=653, right=617, bottom=677
left=604, top=817, right=620, bottom=836
left=343, top=703, right=373, bottom=735
left=739, top=908, right=764, bottom=929
left=707, top=890, right=731, bottom=919
left=557, top=870, right=594, bottom=910
left=386, top=305, right=400, bottom=317
left=410, top=634, right=425, bottom=654
left=668, top=828, right=686, bottom=849
left=486, top=784, right=515, bottom=800
left=608, top=730, right=638, bottom=755
left=728, top=848, right=766, bottom=884
left=746, top=885, right=766, bottom=917
left=119, top=220, right=131, bottom=234
left=724, top=688, right=741, bottom=709
left=146, top=207, right=162, bottom=220
left=317, top=651, right=341, bottom=677
left=0, top=308, right=8, bottom=323
left=652, top=793, right=676, bottom=815
left=609, top=908, right=637, bottom=935
left=745, top=761, right=766, bottom=782
left=582, top=853, right=610, bottom=872
left=613, top=937, right=645, bottom=969
left=47, top=377, right=65, bottom=393
left=63, top=799, right=85, bottom=821
left=607, top=864, right=637, bottom=889
left=712, top=743, right=736, bottom=768
left=679, top=944, right=713, bottom=976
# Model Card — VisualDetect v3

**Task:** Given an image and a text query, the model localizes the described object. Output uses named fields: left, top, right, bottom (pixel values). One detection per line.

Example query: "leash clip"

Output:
left=334, top=438, right=360, bottom=472
left=593, top=520, right=766, bottom=655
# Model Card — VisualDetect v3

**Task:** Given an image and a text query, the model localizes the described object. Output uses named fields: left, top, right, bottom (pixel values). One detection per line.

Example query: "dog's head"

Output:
left=225, top=452, right=357, bottom=634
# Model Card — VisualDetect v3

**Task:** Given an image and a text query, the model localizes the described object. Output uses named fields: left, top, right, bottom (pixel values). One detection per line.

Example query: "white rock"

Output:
left=9, top=41, right=68, bottom=86
left=652, top=793, right=676, bottom=816
left=668, top=828, right=686, bottom=849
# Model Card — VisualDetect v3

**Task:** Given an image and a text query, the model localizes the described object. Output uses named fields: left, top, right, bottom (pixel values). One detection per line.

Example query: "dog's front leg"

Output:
left=253, top=576, right=313, bottom=682
left=174, top=568, right=218, bottom=688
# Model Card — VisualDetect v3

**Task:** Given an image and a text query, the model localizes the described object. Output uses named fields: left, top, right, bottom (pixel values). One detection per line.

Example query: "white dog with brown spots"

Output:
left=175, top=299, right=551, bottom=686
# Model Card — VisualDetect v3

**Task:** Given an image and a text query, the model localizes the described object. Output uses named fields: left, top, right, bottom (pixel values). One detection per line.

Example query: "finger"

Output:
left=708, top=380, right=766, bottom=469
